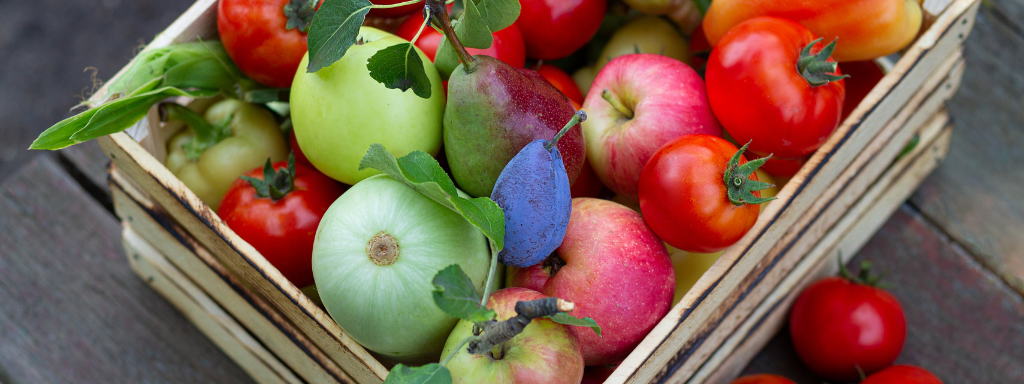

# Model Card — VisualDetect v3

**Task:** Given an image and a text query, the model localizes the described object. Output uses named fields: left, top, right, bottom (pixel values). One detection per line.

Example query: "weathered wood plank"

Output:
left=742, top=205, right=1024, bottom=383
left=911, top=0, right=1024, bottom=295
left=0, top=155, right=252, bottom=383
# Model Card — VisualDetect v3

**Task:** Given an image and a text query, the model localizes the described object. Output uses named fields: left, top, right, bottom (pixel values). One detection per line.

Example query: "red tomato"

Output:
left=840, top=60, right=887, bottom=120
left=517, top=0, right=607, bottom=60
left=218, top=0, right=320, bottom=88
left=706, top=17, right=846, bottom=159
left=218, top=159, right=346, bottom=287
left=755, top=153, right=807, bottom=178
left=571, top=159, right=604, bottom=198
left=729, top=374, right=796, bottom=384
left=289, top=130, right=312, bottom=167
left=366, top=0, right=420, bottom=18
left=638, top=134, right=763, bottom=253
left=689, top=26, right=712, bottom=71
left=862, top=365, right=943, bottom=384
left=395, top=11, right=526, bottom=68
left=789, top=272, right=907, bottom=381
left=537, top=64, right=585, bottom=105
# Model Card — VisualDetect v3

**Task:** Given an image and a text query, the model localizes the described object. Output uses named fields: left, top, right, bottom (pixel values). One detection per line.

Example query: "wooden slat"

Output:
left=109, top=169, right=349, bottom=384
left=695, top=111, right=954, bottom=384
left=122, top=227, right=294, bottom=384
left=613, top=1, right=979, bottom=379
left=660, top=53, right=966, bottom=383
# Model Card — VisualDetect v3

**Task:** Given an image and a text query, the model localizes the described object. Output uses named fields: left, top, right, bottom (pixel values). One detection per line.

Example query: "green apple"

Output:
left=291, top=27, right=445, bottom=185
left=595, top=16, right=690, bottom=71
left=311, top=175, right=491, bottom=363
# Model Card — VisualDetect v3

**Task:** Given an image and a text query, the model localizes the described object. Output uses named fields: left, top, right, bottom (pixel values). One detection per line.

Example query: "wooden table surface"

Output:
left=0, top=0, right=1021, bottom=383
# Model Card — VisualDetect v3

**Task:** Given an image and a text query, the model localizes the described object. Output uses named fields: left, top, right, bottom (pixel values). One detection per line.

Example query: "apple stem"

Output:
left=601, top=89, right=634, bottom=119
left=544, top=110, right=587, bottom=152
left=466, top=297, right=573, bottom=355
left=426, top=0, right=477, bottom=73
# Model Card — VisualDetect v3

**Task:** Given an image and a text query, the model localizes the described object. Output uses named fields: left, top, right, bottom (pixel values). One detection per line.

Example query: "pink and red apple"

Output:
left=442, top=287, right=585, bottom=384
left=510, top=198, right=676, bottom=365
left=581, top=54, right=722, bottom=198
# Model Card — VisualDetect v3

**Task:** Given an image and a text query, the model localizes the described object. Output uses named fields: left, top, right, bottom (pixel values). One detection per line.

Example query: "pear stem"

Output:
left=545, top=111, right=587, bottom=151
left=427, top=0, right=477, bottom=73
left=601, top=89, right=634, bottom=119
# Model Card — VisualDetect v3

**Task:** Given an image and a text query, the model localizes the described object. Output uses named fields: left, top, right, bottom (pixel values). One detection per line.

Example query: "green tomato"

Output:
left=311, top=175, right=491, bottom=363
left=291, top=27, right=446, bottom=185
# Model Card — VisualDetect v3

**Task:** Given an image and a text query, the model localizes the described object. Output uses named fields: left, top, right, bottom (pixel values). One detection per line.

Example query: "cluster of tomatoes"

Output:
left=732, top=261, right=944, bottom=384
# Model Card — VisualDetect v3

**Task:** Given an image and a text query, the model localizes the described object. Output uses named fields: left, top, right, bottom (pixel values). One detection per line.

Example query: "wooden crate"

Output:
left=91, top=0, right=979, bottom=382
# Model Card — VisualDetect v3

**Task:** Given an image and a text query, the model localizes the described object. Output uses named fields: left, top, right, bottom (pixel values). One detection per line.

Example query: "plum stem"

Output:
left=544, top=110, right=587, bottom=152
left=601, top=89, right=634, bottom=119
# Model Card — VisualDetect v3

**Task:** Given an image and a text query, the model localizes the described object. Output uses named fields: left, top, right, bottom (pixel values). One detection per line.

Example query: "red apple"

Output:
left=442, top=287, right=584, bottom=384
left=510, top=198, right=675, bottom=365
left=395, top=10, right=526, bottom=68
left=581, top=54, right=722, bottom=198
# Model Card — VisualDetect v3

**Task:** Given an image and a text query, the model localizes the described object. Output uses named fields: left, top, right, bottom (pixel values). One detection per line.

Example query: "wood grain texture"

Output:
left=742, top=205, right=1024, bottom=383
left=0, top=156, right=251, bottom=384
left=910, top=0, right=1024, bottom=295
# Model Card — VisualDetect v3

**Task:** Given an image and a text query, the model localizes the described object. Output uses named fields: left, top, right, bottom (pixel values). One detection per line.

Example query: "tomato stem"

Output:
left=601, top=89, right=634, bottom=119
left=427, top=0, right=477, bottom=72
left=545, top=111, right=587, bottom=151
left=241, top=153, right=298, bottom=202
left=796, top=38, right=850, bottom=87
left=283, top=0, right=319, bottom=33
left=161, top=103, right=233, bottom=161
left=723, top=141, right=776, bottom=206
left=838, top=253, right=889, bottom=287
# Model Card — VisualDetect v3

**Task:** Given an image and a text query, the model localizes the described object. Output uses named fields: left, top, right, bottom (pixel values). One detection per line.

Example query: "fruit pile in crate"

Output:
left=31, top=0, right=979, bottom=382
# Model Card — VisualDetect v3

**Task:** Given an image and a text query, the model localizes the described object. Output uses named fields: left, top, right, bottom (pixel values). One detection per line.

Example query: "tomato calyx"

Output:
left=161, top=103, right=233, bottom=161
left=242, top=153, right=298, bottom=201
left=796, top=38, right=849, bottom=87
left=724, top=141, right=776, bottom=206
left=838, top=257, right=888, bottom=287
left=283, top=0, right=318, bottom=33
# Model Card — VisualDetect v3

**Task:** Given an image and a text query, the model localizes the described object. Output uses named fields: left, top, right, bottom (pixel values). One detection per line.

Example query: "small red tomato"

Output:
left=395, top=11, right=526, bottom=68
left=366, top=0, right=420, bottom=18
left=638, top=135, right=772, bottom=253
left=862, top=365, right=943, bottom=384
left=517, top=0, right=607, bottom=60
left=688, top=26, right=712, bottom=71
left=537, top=64, right=585, bottom=105
left=289, top=130, right=312, bottom=167
left=754, top=153, right=808, bottom=178
left=706, top=16, right=846, bottom=159
left=218, top=156, right=346, bottom=287
left=218, top=0, right=321, bottom=88
left=840, top=60, right=887, bottom=120
left=729, top=374, right=796, bottom=384
left=789, top=263, right=907, bottom=381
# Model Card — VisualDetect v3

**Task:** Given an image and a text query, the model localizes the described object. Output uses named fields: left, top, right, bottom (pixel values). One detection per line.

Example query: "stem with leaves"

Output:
left=427, top=0, right=477, bottom=72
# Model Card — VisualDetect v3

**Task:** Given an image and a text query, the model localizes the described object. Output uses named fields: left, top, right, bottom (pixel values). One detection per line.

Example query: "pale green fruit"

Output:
left=312, top=175, right=491, bottom=363
left=596, top=16, right=690, bottom=71
left=291, top=27, right=445, bottom=185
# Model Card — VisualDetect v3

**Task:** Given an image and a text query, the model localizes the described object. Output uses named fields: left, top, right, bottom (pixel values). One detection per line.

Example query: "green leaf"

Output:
left=455, top=0, right=492, bottom=49
left=432, top=265, right=496, bottom=322
left=106, top=41, right=249, bottom=98
left=693, top=0, right=712, bottom=16
left=434, top=36, right=460, bottom=79
left=472, top=0, right=520, bottom=32
left=358, top=144, right=505, bottom=251
left=547, top=313, right=602, bottom=337
left=384, top=363, right=452, bottom=384
left=366, top=43, right=433, bottom=99
left=306, top=0, right=372, bottom=73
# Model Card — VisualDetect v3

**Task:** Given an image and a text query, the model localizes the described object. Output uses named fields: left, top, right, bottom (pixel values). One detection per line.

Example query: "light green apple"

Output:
left=291, top=27, right=445, bottom=185
left=595, top=16, right=690, bottom=71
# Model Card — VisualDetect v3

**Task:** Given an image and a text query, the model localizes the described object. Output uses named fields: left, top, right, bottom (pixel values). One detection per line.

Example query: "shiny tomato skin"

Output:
left=706, top=17, right=845, bottom=159
left=862, top=365, right=943, bottom=384
left=218, top=161, right=346, bottom=287
left=366, top=0, right=420, bottom=18
left=218, top=0, right=318, bottom=88
left=395, top=12, right=526, bottom=68
left=840, top=60, right=887, bottom=120
left=638, top=134, right=761, bottom=253
left=537, top=64, right=585, bottom=105
left=729, top=374, right=796, bottom=384
left=755, top=153, right=807, bottom=178
left=789, top=276, right=907, bottom=381
left=518, top=0, right=607, bottom=60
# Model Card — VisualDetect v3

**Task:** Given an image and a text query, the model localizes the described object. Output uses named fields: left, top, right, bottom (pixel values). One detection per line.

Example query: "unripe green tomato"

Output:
left=290, top=27, right=446, bottom=185
left=311, top=175, right=491, bottom=363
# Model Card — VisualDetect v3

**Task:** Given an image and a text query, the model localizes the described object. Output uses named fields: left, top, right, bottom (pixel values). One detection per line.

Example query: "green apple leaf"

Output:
left=432, top=265, right=496, bottom=322
left=358, top=144, right=505, bottom=251
left=472, top=0, right=520, bottom=32
left=384, top=363, right=452, bottom=384
left=434, top=36, right=460, bottom=79
left=455, top=0, right=492, bottom=49
left=547, top=313, right=602, bottom=337
left=366, top=43, right=433, bottom=98
left=305, top=0, right=372, bottom=73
